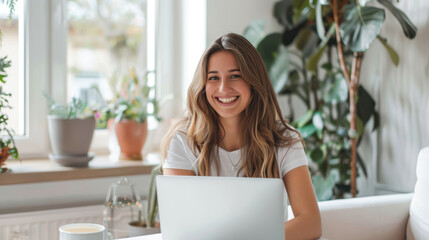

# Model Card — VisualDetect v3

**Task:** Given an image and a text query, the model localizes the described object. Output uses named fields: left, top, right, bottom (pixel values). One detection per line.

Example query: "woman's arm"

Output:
left=163, top=168, right=196, bottom=176
left=283, top=165, right=322, bottom=240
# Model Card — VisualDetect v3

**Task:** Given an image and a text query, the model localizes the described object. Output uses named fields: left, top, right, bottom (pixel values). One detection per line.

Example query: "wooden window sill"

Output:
left=0, top=155, right=159, bottom=186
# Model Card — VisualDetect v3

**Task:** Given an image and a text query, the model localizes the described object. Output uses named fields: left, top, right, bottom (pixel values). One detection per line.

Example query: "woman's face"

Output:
left=205, top=50, right=251, bottom=122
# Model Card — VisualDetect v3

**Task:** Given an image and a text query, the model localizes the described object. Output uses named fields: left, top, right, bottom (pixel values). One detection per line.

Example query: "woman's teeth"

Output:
left=218, top=96, right=238, bottom=103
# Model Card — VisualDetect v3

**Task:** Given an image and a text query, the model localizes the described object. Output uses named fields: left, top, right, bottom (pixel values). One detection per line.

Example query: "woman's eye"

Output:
left=208, top=76, right=218, bottom=81
left=231, top=74, right=241, bottom=79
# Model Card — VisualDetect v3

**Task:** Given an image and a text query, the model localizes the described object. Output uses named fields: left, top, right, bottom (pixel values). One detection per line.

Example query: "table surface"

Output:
left=117, top=233, right=162, bottom=240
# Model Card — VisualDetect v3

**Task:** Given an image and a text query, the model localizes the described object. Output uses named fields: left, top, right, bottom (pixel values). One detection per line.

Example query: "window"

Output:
left=7, top=0, right=158, bottom=158
left=0, top=1, right=24, bottom=136
left=66, top=0, right=154, bottom=115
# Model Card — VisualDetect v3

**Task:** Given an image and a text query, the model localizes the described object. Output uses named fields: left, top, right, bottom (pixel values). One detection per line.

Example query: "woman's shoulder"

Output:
left=170, top=129, right=188, bottom=143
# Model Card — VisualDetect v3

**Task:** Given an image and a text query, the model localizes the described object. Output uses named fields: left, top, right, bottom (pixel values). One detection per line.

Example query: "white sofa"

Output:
left=316, top=147, right=429, bottom=240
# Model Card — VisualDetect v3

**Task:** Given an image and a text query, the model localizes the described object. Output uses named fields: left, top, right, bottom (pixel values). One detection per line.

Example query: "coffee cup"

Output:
left=59, top=223, right=108, bottom=240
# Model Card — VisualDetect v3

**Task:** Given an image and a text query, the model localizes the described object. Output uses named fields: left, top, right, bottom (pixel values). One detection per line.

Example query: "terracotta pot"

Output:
left=0, top=147, right=10, bottom=170
left=115, top=120, right=148, bottom=160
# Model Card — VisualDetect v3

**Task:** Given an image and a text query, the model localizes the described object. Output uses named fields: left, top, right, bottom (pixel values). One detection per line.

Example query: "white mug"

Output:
left=59, top=223, right=109, bottom=240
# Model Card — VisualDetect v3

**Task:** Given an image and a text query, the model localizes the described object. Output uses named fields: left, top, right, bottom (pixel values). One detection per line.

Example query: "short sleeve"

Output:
left=163, top=132, right=197, bottom=173
left=277, top=131, right=308, bottom=177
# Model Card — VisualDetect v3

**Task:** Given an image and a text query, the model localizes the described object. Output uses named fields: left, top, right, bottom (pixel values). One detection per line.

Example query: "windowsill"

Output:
left=0, top=155, right=160, bottom=186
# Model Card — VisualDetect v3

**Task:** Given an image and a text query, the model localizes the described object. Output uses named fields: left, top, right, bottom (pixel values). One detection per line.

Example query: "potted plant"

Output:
left=244, top=0, right=416, bottom=199
left=0, top=56, right=19, bottom=173
left=106, top=67, right=159, bottom=160
left=46, top=96, right=97, bottom=167
left=128, top=166, right=161, bottom=236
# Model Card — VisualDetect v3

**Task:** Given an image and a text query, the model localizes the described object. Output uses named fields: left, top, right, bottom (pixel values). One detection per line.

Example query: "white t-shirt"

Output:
left=163, top=130, right=308, bottom=221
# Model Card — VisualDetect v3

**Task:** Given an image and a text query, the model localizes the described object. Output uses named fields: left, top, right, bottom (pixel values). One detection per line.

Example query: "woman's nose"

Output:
left=219, top=78, right=231, bottom=93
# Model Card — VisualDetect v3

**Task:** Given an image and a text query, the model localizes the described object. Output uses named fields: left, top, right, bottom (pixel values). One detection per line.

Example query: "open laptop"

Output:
left=156, top=175, right=285, bottom=240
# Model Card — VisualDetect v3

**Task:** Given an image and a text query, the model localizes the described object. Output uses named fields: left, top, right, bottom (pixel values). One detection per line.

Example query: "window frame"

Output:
left=15, top=0, right=158, bottom=158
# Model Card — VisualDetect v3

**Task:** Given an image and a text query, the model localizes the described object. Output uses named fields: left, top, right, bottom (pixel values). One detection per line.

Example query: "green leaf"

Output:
left=372, top=111, right=380, bottom=131
left=278, top=70, right=300, bottom=95
left=310, top=144, right=327, bottom=164
left=356, top=86, right=375, bottom=125
left=312, top=173, right=336, bottom=201
left=377, top=0, right=417, bottom=39
left=300, top=124, right=317, bottom=138
left=377, top=36, right=399, bottom=66
left=306, top=24, right=335, bottom=73
left=257, top=33, right=282, bottom=72
left=269, top=45, right=290, bottom=93
left=273, top=0, right=294, bottom=28
left=292, top=0, right=310, bottom=23
left=322, top=74, right=348, bottom=104
left=295, top=27, right=319, bottom=58
left=315, top=1, right=326, bottom=41
left=294, top=109, right=314, bottom=128
left=306, top=44, right=326, bottom=74
left=312, top=111, right=323, bottom=130
left=243, top=20, right=266, bottom=47
left=340, top=4, right=386, bottom=52
left=357, top=152, right=368, bottom=178
left=310, top=148, right=324, bottom=164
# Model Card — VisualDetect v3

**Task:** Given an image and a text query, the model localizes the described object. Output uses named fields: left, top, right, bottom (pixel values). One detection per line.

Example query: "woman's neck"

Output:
left=220, top=117, right=242, bottom=151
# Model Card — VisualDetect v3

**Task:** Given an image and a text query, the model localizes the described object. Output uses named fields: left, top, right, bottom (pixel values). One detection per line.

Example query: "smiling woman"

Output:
left=161, top=33, right=322, bottom=240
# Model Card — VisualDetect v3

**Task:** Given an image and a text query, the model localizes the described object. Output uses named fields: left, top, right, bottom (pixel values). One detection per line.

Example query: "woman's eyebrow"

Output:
left=207, top=69, right=240, bottom=74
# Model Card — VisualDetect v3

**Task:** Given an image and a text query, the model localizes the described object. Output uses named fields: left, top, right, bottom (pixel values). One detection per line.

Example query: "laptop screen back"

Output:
left=156, top=176, right=285, bottom=240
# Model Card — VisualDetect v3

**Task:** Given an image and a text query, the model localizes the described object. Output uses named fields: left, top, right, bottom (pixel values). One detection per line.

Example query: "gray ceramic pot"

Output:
left=47, top=116, right=96, bottom=156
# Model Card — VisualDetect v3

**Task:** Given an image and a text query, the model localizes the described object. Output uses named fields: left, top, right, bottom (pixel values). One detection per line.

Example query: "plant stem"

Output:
left=311, top=74, right=320, bottom=110
left=331, top=0, right=352, bottom=88
left=349, top=52, right=363, bottom=197
left=331, top=0, right=359, bottom=197
left=301, top=57, right=311, bottom=108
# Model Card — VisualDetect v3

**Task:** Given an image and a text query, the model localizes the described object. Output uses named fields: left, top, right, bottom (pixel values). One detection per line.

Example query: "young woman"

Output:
left=161, top=33, right=321, bottom=240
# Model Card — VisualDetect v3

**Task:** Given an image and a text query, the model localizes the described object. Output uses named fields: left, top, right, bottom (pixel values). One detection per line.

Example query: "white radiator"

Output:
left=0, top=205, right=104, bottom=240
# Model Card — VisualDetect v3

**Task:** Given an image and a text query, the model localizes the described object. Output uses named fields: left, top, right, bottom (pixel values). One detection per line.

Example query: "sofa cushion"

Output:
left=408, top=147, right=429, bottom=240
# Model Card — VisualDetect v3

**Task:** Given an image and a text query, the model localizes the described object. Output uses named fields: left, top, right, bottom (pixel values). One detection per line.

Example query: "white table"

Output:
left=117, top=233, right=162, bottom=240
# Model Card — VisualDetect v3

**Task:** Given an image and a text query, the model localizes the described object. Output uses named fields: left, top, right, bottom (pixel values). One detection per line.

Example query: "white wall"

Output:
left=360, top=0, right=429, bottom=193
left=0, top=175, right=151, bottom=214
left=206, top=0, right=281, bottom=45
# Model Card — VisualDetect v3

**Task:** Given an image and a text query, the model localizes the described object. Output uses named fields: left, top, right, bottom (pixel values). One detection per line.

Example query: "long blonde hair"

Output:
left=161, top=33, right=301, bottom=178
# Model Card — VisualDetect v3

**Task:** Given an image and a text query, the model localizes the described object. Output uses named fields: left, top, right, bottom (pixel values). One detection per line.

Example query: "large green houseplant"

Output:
left=245, top=0, right=416, bottom=199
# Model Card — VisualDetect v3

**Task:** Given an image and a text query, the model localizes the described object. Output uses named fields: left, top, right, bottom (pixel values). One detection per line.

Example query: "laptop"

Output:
left=156, top=175, right=285, bottom=240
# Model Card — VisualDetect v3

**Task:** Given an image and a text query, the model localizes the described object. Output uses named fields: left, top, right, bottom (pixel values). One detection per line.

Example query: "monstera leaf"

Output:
left=243, top=20, right=265, bottom=47
left=322, top=74, right=348, bottom=104
left=340, top=4, right=385, bottom=52
left=273, top=0, right=294, bottom=28
left=256, top=33, right=282, bottom=72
